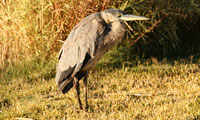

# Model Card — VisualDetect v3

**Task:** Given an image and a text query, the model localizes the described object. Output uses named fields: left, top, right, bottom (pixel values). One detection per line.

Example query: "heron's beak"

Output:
left=120, top=14, right=149, bottom=21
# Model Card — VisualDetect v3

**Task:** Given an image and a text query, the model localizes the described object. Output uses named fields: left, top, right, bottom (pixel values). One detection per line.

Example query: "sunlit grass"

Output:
left=0, top=59, right=200, bottom=119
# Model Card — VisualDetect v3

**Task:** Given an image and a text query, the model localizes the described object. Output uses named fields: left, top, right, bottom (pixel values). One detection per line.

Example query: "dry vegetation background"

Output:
left=0, top=0, right=200, bottom=119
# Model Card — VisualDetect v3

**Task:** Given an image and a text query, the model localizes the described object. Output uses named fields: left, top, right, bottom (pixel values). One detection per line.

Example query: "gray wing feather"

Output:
left=56, top=13, right=105, bottom=86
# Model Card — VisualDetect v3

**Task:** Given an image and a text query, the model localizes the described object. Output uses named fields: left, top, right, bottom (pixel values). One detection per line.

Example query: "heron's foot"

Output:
left=84, top=105, right=88, bottom=111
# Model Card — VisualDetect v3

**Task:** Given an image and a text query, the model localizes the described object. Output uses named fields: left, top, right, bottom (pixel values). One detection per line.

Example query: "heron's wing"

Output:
left=56, top=13, right=106, bottom=93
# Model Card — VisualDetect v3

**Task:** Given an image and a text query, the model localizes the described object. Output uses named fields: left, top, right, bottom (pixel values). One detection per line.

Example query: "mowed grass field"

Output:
left=0, top=59, right=200, bottom=120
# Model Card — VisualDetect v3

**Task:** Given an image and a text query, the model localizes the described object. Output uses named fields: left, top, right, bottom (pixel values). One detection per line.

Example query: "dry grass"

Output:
left=0, top=0, right=113, bottom=67
left=0, top=60, right=200, bottom=119
left=0, top=0, right=56, bottom=66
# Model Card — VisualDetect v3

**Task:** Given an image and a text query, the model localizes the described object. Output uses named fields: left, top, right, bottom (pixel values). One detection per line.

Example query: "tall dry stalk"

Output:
left=0, top=2, right=8, bottom=67
left=0, top=0, right=43, bottom=67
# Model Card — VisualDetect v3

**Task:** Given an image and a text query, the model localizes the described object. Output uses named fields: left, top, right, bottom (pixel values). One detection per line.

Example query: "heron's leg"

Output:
left=74, top=77, right=83, bottom=110
left=83, top=75, right=88, bottom=111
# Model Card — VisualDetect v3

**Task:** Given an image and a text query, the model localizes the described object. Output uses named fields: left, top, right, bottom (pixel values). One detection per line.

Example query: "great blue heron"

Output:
left=55, top=9, right=149, bottom=110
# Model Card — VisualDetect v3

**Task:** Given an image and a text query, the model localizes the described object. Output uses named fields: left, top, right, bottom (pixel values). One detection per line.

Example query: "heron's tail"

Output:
left=58, top=77, right=74, bottom=94
left=55, top=68, right=74, bottom=94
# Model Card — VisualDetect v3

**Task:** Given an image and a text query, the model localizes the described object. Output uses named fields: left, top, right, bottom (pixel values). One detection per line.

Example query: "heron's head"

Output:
left=101, top=9, right=149, bottom=24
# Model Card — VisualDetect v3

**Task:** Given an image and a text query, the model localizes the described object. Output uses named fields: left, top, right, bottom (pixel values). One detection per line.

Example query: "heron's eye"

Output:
left=118, top=14, right=122, bottom=17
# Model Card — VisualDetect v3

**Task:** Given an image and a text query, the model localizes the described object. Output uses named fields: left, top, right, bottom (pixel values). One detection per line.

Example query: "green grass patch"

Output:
left=0, top=59, right=200, bottom=119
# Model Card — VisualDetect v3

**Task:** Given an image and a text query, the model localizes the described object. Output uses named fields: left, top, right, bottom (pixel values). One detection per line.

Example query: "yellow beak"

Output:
left=120, top=14, right=149, bottom=21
